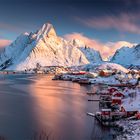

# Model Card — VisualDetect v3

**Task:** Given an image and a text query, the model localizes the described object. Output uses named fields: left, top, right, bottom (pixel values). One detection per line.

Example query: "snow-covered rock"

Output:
left=0, top=23, right=103, bottom=70
left=111, top=44, right=140, bottom=66
left=71, top=39, right=102, bottom=63
left=116, top=120, right=140, bottom=140
left=95, top=62, right=129, bottom=73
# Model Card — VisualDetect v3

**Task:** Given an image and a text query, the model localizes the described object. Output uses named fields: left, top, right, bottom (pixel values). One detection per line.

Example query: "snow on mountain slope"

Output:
left=79, top=47, right=102, bottom=63
left=0, top=33, right=30, bottom=65
left=111, top=44, right=140, bottom=66
left=96, top=62, right=128, bottom=73
left=70, top=39, right=102, bottom=63
left=0, top=23, right=102, bottom=70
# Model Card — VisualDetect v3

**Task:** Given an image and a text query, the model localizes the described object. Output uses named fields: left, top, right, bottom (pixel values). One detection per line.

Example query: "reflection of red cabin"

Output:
left=112, top=92, right=125, bottom=98
left=112, top=97, right=122, bottom=105
left=108, top=88, right=118, bottom=94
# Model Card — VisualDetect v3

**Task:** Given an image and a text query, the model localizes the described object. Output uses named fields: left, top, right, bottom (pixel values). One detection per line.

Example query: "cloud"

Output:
left=0, top=39, right=11, bottom=52
left=64, top=32, right=103, bottom=49
left=64, top=33, right=135, bottom=60
left=76, top=13, right=140, bottom=34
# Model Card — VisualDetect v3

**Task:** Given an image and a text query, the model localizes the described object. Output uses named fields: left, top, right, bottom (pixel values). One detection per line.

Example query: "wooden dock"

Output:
left=87, top=112, right=95, bottom=117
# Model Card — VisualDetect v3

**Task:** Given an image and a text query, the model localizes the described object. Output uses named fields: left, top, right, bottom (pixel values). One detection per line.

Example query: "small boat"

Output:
left=87, top=112, right=95, bottom=117
left=95, top=109, right=116, bottom=126
left=52, top=74, right=63, bottom=80
left=62, top=77, right=72, bottom=81
left=72, top=78, right=81, bottom=82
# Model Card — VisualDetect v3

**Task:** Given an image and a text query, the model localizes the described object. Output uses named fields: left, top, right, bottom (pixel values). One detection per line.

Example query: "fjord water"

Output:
left=0, top=74, right=113, bottom=140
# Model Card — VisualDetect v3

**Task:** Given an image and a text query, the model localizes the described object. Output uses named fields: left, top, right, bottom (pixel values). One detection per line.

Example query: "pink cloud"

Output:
left=0, top=39, right=12, bottom=52
left=64, top=33, right=135, bottom=60
left=64, top=32, right=103, bottom=49
left=76, top=13, right=140, bottom=34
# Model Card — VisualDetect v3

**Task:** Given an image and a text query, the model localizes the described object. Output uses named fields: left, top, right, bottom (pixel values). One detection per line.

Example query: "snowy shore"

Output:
left=116, top=120, right=140, bottom=140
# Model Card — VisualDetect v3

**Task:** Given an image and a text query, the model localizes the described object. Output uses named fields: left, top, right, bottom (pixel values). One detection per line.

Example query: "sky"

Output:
left=0, top=0, right=140, bottom=59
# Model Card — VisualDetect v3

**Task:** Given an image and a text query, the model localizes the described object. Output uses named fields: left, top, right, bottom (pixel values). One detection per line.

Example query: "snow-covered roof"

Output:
left=112, top=97, right=122, bottom=100
left=112, top=91, right=124, bottom=96
left=101, top=109, right=111, bottom=112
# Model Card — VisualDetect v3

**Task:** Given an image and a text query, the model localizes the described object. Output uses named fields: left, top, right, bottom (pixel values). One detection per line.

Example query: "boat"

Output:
left=72, top=78, right=81, bottom=82
left=87, top=112, right=95, bottom=117
left=95, top=109, right=117, bottom=126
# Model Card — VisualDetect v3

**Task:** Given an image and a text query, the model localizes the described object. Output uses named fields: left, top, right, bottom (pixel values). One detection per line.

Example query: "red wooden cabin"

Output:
left=101, top=109, right=111, bottom=116
left=108, top=87, right=118, bottom=94
left=112, top=91, right=125, bottom=98
left=135, top=112, right=140, bottom=119
left=120, top=106, right=138, bottom=117
left=112, top=97, right=122, bottom=105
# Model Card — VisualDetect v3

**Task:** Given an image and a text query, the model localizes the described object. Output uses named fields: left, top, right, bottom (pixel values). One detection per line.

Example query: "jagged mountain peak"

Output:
left=0, top=22, right=103, bottom=70
left=37, top=23, right=57, bottom=39
left=71, top=39, right=85, bottom=47
left=134, top=44, right=140, bottom=50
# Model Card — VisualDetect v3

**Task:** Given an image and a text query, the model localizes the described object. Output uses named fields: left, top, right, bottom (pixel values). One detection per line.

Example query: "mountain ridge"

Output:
left=0, top=23, right=102, bottom=70
left=111, top=44, right=140, bottom=66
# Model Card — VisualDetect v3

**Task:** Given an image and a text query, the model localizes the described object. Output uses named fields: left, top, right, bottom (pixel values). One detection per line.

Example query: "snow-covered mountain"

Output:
left=111, top=44, right=140, bottom=66
left=0, top=23, right=102, bottom=70
left=70, top=39, right=102, bottom=63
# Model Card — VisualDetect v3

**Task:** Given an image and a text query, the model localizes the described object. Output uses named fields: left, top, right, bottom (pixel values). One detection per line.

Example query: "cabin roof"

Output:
left=112, top=91, right=124, bottom=96
left=112, top=97, right=122, bottom=100
left=101, top=109, right=111, bottom=111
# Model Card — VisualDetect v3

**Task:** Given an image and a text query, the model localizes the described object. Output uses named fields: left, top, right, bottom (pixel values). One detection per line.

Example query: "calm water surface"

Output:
left=0, top=74, right=114, bottom=140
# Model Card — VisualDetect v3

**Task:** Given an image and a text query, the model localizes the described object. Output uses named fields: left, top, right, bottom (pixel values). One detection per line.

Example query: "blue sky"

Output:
left=0, top=0, right=140, bottom=43
left=0, top=0, right=140, bottom=59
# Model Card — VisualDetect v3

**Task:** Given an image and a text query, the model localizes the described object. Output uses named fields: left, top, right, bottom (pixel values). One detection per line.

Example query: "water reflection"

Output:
left=0, top=75, right=40, bottom=140
left=0, top=75, right=113, bottom=140
left=29, top=75, right=93, bottom=140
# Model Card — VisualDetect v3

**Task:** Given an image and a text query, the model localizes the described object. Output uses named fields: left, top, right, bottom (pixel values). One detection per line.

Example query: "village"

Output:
left=52, top=63, right=140, bottom=140
left=0, top=62, right=140, bottom=139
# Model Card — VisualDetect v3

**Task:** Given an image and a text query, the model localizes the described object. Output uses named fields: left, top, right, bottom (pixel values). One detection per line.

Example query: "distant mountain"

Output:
left=0, top=23, right=102, bottom=70
left=111, top=44, right=140, bottom=67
